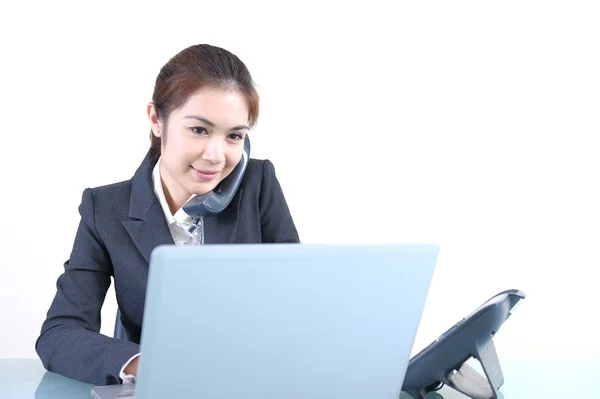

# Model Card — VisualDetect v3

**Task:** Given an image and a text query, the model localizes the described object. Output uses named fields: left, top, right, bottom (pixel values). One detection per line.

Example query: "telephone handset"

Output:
left=183, top=134, right=251, bottom=218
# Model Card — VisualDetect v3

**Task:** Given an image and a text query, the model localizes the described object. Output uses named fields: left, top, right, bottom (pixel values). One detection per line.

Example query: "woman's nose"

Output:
left=201, top=137, right=226, bottom=163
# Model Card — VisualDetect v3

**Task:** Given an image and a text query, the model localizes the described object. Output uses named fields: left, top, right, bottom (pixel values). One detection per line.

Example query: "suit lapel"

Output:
left=123, top=202, right=175, bottom=264
left=123, top=151, right=243, bottom=262
left=123, top=151, right=174, bottom=264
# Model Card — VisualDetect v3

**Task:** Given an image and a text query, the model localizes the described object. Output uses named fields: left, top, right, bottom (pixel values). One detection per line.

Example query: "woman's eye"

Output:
left=191, top=127, right=207, bottom=135
left=228, top=133, right=243, bottom=141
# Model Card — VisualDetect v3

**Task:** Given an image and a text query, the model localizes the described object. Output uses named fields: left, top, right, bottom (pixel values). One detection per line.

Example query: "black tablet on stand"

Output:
left=401, top=289, right=526, bottom=399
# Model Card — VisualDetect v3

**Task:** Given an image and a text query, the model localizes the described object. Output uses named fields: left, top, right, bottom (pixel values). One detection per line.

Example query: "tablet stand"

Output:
left=444, top=339, right=503, bottom=398
left=402, top=289, right=525, bottom=399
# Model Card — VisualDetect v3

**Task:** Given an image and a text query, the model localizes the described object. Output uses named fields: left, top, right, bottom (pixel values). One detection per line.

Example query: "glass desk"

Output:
left=1, top=358, right=597, bottom=398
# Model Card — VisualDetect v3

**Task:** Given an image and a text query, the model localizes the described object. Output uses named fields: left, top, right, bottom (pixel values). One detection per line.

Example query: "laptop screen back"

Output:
left=135, top=243, right=439, bottom=399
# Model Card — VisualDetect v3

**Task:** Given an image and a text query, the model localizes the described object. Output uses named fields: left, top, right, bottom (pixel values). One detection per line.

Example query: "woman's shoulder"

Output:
left=242, top=158, right=279, bottom=189
left=78, top=178, right=134, bottom=222
left=245, top=158, right=272, bottom=176
left=88, top=178, right=133, bottom=202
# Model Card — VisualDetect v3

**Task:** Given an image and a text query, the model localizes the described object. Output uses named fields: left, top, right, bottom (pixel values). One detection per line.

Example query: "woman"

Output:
left=35, top=44, right=300, bottom=386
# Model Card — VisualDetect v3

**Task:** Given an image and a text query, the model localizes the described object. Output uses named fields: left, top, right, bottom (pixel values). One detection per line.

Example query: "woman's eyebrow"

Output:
left=184, top=115, right=249, bottom=131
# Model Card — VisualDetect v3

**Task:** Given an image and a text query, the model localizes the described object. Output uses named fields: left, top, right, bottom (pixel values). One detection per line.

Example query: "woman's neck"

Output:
left=159, top=163, right=191, bottom=215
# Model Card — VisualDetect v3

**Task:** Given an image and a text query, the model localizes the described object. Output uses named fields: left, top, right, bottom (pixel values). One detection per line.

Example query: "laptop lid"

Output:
left=135, top=243, right=439, bottom=399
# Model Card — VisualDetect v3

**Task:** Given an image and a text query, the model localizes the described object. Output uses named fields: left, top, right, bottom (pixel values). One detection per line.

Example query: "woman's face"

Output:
left=148, top=87, right=250, bottom=212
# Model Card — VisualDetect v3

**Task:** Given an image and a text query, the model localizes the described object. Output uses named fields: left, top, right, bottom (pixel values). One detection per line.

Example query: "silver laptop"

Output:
left=92, top=243, right=439, bottom=399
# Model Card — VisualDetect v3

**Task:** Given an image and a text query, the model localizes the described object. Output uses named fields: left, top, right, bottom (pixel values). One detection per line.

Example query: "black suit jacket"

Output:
left=35, top=151, right=300, bottom=386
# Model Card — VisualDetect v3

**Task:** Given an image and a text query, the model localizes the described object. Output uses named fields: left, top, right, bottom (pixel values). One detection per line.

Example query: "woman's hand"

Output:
left=123, top=356, right=140, bottom=376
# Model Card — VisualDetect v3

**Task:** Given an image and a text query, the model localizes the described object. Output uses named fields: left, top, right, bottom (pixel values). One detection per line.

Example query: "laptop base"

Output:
left=91, top=383, right=136, bottom=399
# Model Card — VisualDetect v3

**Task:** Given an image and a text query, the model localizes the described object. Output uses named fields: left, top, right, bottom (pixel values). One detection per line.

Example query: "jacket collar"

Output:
left=128, top=150, right=159, bottom=221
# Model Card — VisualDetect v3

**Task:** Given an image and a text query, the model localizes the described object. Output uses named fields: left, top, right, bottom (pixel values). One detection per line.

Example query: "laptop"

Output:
left=91, top=243, right=439, bottom=399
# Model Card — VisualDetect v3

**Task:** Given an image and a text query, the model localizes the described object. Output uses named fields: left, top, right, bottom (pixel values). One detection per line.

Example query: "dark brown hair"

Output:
left=149, top=44, right=259, bottom=164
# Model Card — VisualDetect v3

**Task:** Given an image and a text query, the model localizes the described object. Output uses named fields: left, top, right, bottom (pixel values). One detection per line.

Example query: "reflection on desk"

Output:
left=399, top=357, right=600, bottom=398
left=0, top=359, right=93, bottom=399
left=0, top=358, right=598, bottom=398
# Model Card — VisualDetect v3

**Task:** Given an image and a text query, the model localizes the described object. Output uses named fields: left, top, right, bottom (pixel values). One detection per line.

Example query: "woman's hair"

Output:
left=149, top=44, right=259, bottom=164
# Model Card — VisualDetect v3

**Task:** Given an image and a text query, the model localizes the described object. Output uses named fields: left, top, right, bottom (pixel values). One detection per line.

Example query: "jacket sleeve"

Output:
left=259, top=160, right=301, bottom=243
left=35, top=188, right=140, bottom=386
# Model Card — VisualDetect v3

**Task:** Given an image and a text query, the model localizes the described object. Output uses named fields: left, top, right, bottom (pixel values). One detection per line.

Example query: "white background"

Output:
left=0, top=0, right=598, bottom=362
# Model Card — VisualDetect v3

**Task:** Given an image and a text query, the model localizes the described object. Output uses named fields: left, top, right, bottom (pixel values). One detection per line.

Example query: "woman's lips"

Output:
left=192, top=167, right=219, bottom=181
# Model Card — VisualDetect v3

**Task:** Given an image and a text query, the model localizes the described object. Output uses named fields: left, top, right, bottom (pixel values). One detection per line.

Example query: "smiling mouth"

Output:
left=192, top=167, right=220, bottom=181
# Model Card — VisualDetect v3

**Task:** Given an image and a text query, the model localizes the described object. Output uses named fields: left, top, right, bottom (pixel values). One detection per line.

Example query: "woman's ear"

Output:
left=147, top=102, right=162, bottom=137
